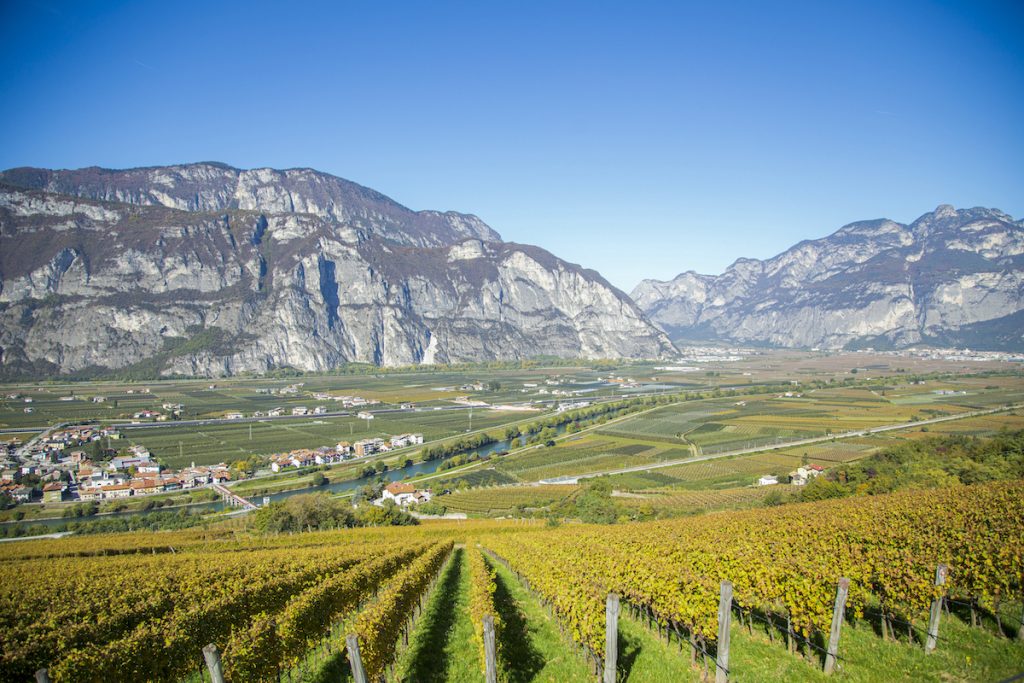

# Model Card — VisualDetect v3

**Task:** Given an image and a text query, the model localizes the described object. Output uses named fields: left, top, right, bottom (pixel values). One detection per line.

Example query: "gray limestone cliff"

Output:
left=632, top=205, right=1024, bottom=351
left=0, top=163, right=674, bottom=377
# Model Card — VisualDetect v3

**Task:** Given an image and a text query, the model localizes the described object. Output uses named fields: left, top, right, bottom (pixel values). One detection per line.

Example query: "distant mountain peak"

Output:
left=633, top=205, right=1023, bottom=352
left=0, top=162, right=501, bottom=248
left=0, top=163, right=673, bottom=378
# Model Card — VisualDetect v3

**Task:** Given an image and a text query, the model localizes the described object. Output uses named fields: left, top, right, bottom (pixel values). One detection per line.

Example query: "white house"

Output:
left=389, top=433, right=424, bottom=449
left=757, top=475, right=779, bottom=486
left=788, top=466, right=823, bottom=486
left=381, top=482, right=432, bottom=507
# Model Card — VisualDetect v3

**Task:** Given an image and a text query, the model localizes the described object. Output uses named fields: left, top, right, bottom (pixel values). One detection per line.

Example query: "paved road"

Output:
left=0, top=531, right=74, bottom=542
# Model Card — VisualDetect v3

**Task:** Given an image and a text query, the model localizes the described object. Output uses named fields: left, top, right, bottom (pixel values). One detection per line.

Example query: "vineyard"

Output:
left=611, top=485, right=799, bottom=514
left=485, top=481, right=1024, bottom=680
left=1, top=484, right=1022, bottom=681
left=436, top=485, right=579, bottom=516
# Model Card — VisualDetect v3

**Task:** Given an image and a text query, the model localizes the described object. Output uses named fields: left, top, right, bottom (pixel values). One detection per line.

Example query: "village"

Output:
left=0, top=424, right=236, bottom=505
left=269, top=433, right=424, bottom=471
left=0, top=418, right=428, bottom=508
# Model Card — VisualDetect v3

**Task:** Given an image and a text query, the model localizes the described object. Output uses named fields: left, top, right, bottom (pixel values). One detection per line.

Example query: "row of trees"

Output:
left=420, top=432, right=497, bottom=462
left=251, top=493, right=416, bottom=533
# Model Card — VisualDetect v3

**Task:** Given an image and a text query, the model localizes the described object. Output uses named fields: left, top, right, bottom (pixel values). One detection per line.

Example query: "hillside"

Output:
left=0, top=163, right=674, bottom=377
left=2, top=482, right=1021, bottom=682
left=632, top=205, right=1024, bottom=351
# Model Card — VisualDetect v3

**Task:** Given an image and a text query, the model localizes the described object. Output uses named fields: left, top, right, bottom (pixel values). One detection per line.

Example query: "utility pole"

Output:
left=469, top=407, right=473, bottom=431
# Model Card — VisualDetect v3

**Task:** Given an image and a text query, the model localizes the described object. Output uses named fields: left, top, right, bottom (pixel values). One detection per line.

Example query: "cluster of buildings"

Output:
left=270, top=446, right=348, bottom=471
left=676, top=346, right=750, bottom=363
left=269, top=433, right=424, bottom=472
left=312, top=393, right=380, bottom=408
left=256, top=383, right=304, bottom=395
left=1, top=422, right=235, bottom=504
left=1, top=424, right=121, bottom=503
left=77, top=461, right=232, bottom=501
left=555, top=401, right=592, bottom=413
left=757, top=464, right=825, bottom=487
left=520, top=377, right=603, bottom=396
left=859, top=347, right=1024, bottom=363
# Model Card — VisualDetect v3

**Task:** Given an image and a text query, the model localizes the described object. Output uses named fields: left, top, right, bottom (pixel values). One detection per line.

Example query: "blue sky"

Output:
left=1, top=0, right=1021, bottom=291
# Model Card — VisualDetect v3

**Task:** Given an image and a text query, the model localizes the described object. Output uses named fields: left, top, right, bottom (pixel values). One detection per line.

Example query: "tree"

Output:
left=353, top=499, right=416, bottom=527
left=310, top=472, right=327, bottom=486
left=800, top=477, right=849, bottom=502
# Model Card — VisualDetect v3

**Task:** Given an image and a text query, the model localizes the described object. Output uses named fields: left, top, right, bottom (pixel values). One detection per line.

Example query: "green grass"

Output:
left=614, top=611, right=707, bottom=682
left=615, top=598, right=1024, bottom=682
left=397, top=548, right=481, bottom=682
left=489, top=555, right=594, bottom=682
left=724, top=607, right=1024, bottom=682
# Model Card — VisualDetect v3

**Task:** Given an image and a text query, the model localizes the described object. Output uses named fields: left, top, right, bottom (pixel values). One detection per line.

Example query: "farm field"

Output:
left=127, top=408, right=526, bottom=469
left=0, top=364, right=635, bottom=429
left=611, top=484, right=800, bottom=515
left=1, top=355, right=1017, bottom=429
left=494, top=434, right=695, bottom=482
left=434, top=484, right=579, bottom=516
left=2, top=483, right=1021, bottom=682
left=485, top=377, right=1024, bottom=486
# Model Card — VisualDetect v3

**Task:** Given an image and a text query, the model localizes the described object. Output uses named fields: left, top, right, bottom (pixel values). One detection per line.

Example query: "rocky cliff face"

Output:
left=632, top=205, right=1024, bottom=351
left=0, top=163, right=673, bottom=377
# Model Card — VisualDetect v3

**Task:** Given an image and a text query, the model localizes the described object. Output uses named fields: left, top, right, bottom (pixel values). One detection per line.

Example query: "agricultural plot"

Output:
left=884, top=411, right=1024, bottom=441
left=592, top=380, right=1024, bottom=462
left=597, top=402, right=734, bottom=443
left=428, top=468, right=519, bottom=489
left=436, top=484, right=579, bottom=516
left=606, top=449, right=815, bottom=491
left=495, top=435, right=697, bottom=483
left=613, top=484, right=798, bottom=514
left=131, top=409, right=525, bottom=468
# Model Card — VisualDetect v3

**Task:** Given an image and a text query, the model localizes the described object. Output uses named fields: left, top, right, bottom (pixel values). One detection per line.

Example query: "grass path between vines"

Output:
left=396, top=547, right=481, bottom=682
left=488, top=556, right=594, bottom=682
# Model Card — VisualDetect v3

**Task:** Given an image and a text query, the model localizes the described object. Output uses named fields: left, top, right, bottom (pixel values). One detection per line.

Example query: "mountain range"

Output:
left=0, top=163, right=1020, bottom=379
left=632, top=205, right=1023, bottom=351
left=0, top=163, right=673, bottom=378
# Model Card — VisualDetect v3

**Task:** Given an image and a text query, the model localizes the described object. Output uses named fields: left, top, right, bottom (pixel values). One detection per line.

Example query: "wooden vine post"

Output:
left=824, top=578, right=850, bottom=674
left=346, top=634, right=368, bottom=683
left=202, top=643, right=224, bottom=683
left=925, top=564, right=948, bottom=653
left=604, top=593, right=620, bottom=683
left=484, top=614, right=497, bottom=683
left=716, top=581, right=733, bottom=683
